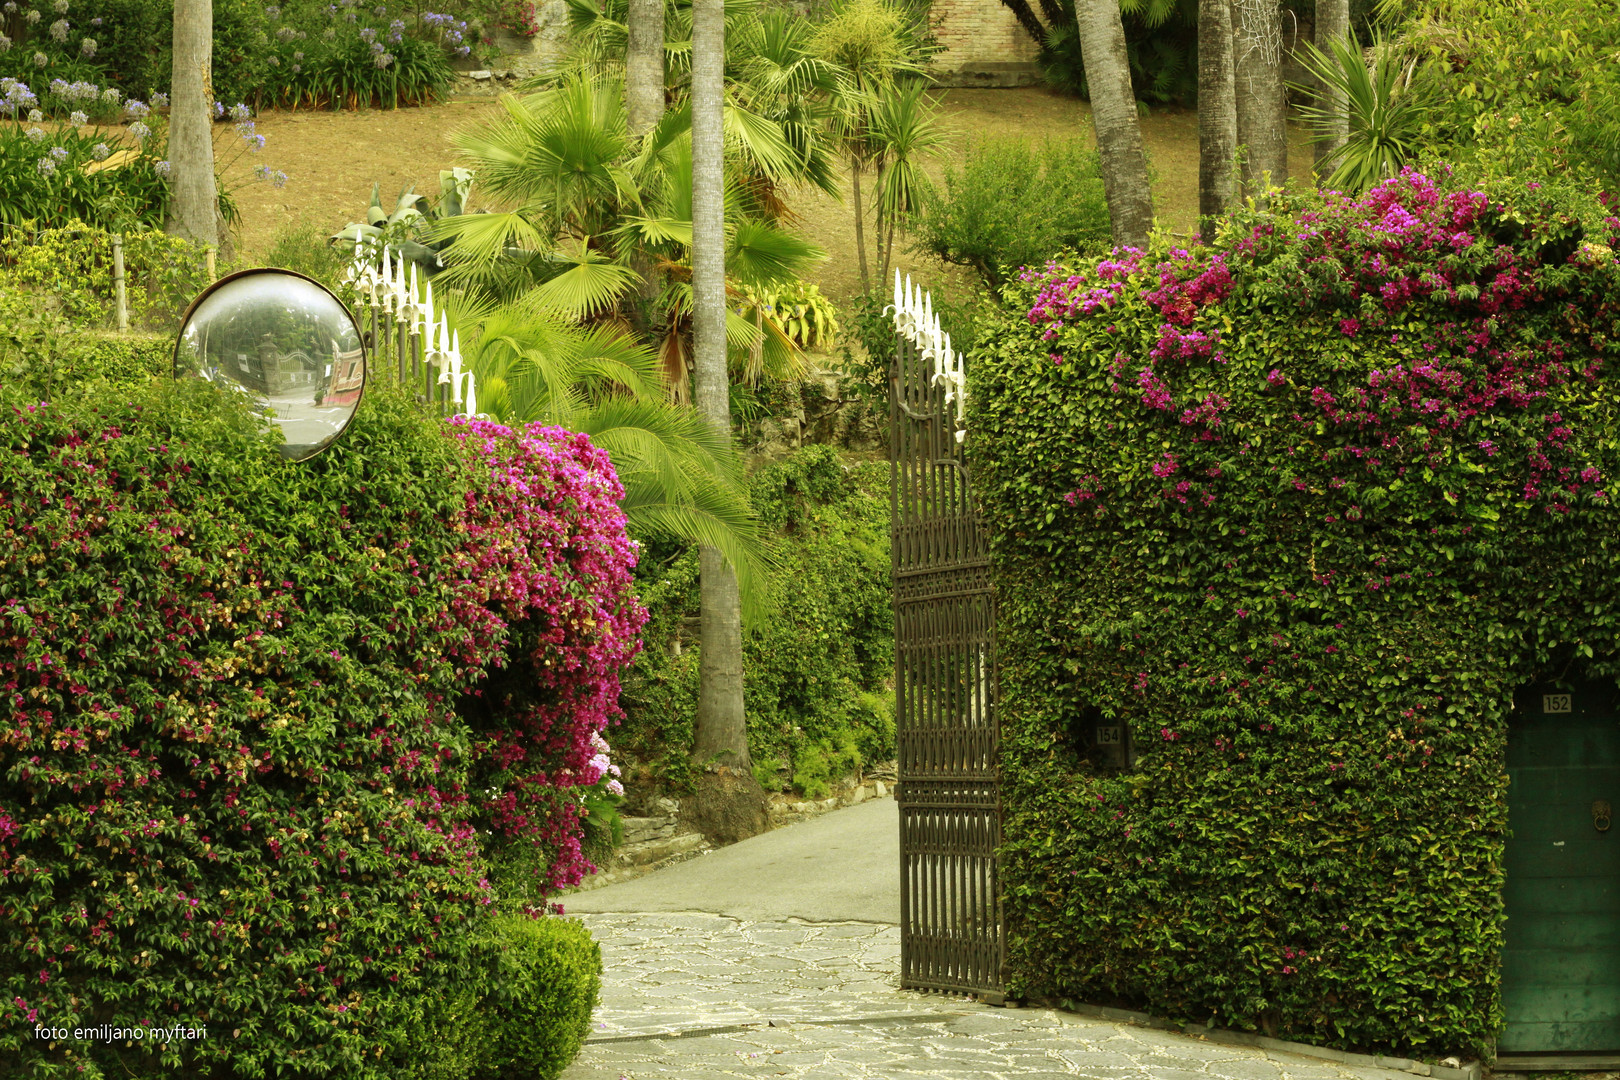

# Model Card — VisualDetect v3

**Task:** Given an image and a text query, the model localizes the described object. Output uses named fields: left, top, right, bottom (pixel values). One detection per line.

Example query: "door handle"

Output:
left=1597, top=800, right=1613, bottom=833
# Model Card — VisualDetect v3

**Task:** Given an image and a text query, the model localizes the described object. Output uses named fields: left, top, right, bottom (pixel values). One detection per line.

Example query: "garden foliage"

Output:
left=0, top=374, right=641, bottom=1076
left=617, top=445, right=894, bottom=797
left=971, top=167, right=1620, bottom=1057
left=0, top=0, right=468, bottom=110
left=910, top=136, right=1111, bottom=290
left=0, top=220, right=212, bottom=327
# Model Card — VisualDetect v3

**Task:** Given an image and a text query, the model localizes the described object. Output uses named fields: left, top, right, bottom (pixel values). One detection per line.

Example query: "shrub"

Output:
left=970, top=166, right=1620, bottom=1057
left=1396, top=0, right=1620, bottom=189
left=0, top=118, right=170, bottom=232
left=473, top=915, right=601, bottom=1080
left=0, top=220, right=212, bottom=327
left=0, top=379, right=641, bottom=1075
left=909, top=136, right=1111, bottom=290
left=261, top=217, right=354, bottom=293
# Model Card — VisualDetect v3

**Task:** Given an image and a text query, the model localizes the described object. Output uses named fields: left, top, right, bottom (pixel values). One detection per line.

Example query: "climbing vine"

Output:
left=971, top=167, right=1620, bottom=1057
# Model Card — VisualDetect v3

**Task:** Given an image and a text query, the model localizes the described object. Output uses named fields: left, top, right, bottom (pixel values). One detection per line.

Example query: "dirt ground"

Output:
left=226, top=86, right=1317, bottom=310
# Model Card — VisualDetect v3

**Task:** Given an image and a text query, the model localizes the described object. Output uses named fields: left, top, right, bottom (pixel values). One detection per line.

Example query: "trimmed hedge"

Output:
left=0, top=374, right=638, bottom=1076
left=474, top=915, right=601, bottom=1080
left=617, top=445, right=895, bottom=797
left=970, top=167, right=1620, bottom=1058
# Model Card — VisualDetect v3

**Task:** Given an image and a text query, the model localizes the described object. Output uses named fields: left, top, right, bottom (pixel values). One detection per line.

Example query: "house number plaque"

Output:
left=1543, top=694, right=1573, bottom=714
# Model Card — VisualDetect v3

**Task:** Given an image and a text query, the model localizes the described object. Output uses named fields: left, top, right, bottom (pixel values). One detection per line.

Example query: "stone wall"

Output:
left=929, top=0, right=1044, bottom=87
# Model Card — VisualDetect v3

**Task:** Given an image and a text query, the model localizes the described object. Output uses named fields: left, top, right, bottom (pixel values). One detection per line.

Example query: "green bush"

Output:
left=0, top=373, right=637, bottom=1076
left=0, top=220, right=212, bottom=327
left=970, top=167, right=1620, bottom=1058
left=909, top=136, right=1111, bottom=290
left=474, top=916, right=602, bottom=1080
left=617, top=445, right=895, bottom=796
left=1396, top=0, right=1620, bottom=189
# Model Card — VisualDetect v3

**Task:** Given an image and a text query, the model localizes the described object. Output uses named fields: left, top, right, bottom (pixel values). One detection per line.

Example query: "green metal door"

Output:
left=1503, top=680, right=1620, bottom=1053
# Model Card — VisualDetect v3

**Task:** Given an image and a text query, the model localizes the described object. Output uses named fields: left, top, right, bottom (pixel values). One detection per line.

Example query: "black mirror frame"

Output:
left=171, top=267, right=370, bottom=464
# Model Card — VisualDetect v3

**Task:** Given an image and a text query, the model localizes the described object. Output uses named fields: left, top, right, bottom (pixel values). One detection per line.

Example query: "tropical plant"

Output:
left=811, top=0, right=930, bottom=295
left=432, top=74, right=821, bottom=395
left=863, top=76, right=945, bottom=287
left=439, top=290, right=779, bottom=619
left=329, top=167, right=475, bottom=277
left=744, top=280, right=839, bottom=351
left=1294, top=33, right=1433, bottom=193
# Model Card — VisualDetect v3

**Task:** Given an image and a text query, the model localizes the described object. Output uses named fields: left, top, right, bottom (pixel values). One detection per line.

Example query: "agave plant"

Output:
left=1294, top=34, right=1434, bottom=194
left=328, top=166, right=476, bottom=277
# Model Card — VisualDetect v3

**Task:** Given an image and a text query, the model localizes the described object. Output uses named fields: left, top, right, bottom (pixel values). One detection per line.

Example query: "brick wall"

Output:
left=930, top=0, right=1044, bottom=87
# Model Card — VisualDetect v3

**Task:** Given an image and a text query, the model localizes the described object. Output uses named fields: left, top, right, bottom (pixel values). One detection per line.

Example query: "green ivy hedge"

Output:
left=617, top=445, right=895, bottom=798
left=969, top=167, right=1620, bottom=1058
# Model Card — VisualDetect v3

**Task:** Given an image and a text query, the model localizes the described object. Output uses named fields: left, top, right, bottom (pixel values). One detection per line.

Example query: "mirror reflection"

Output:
left=174, top=272, right=366, bottom=461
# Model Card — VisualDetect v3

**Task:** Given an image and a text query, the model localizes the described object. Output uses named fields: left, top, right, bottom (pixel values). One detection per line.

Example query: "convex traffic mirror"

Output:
left=173, top=269, right=367, bottom=461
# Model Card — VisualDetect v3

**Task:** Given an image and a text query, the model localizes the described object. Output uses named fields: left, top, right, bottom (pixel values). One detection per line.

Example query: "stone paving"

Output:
left=559, top=912, right=1425, bottom=1080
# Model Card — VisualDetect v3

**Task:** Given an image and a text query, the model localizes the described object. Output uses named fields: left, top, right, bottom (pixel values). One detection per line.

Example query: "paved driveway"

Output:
left=559, top=798, right=1423, bottom=1080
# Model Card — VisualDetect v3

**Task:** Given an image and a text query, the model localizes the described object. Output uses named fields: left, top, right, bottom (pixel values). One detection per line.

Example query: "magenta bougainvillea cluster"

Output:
left=973, top=168, right=1620, bottom=1056
left=0, top=383, right=642, bottom=1076
left=445, top=417, right=645, bottom=890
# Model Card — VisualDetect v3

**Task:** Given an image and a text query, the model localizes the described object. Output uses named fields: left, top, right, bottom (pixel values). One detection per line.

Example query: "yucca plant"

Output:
left=1295, top=34, right=1434, bottom=194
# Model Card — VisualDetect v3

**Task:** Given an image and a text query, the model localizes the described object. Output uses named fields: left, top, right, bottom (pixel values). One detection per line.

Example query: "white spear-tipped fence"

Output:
left=340, top=238, right=479, bottom=419
left=885, top=269, right=966, bottom=442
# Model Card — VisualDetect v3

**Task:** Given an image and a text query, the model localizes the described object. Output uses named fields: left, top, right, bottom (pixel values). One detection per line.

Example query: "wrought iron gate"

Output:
left=888, top=275, right=1004, bottom=1001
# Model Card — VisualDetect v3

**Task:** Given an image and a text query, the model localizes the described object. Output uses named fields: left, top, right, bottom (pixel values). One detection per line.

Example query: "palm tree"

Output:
left=167, top=0, right=218, bottom=252
left=1233, top=0, right=1287, bottom=197
left=688, top=0, right=750, bottom=775
left=1075, top=0, right=1153, bottom=248
left=864, top=79, right=947, bottom=286
left=1197, top=0, right=1238, bottom=229
left=812, top=0, right=927, bottom=294
left=433, top=77, right=821, bottom=398
left=1312, top=0, right=1351, bottom=180
left=626, top=0, right=666, bottom=138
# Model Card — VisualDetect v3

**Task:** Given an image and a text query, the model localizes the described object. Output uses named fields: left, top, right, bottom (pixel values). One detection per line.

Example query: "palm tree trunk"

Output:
left=851, top=156, right=870, bottom=295
left=166, top=0, right=218, bottom=250
left=1075, top=0, right=1153, bottom=249
left=626, top=0, right=665, bottom=139
left=1233, top=0, right=1287, bottom=198
left=1198, top=0, right=1238, bottom=230
left=1313, top=0, right=1350, bottom=181
left=689, top=0, right=750, bottom=775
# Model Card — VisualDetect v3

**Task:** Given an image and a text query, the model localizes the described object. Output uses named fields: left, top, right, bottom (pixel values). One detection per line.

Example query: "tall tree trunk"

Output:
left=689, top=0, right=749, bottom=775
left=1313, top=0, right=1350, bottom=182
left=1233, top=0, right=1287, bottom=198
left=625, top=0, right=665, bottom=139
left=1197, top=0, right=1239, bottom=231
left=851, top=158, right=869, bottom=295
left=1075, top=0, right=1153, bottom=249
left=167, top=0, right=218, bottom=250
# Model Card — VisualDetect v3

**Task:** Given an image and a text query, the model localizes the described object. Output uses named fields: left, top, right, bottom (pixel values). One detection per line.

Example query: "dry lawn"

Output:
left=227, top=86, right=1318, bottom=311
